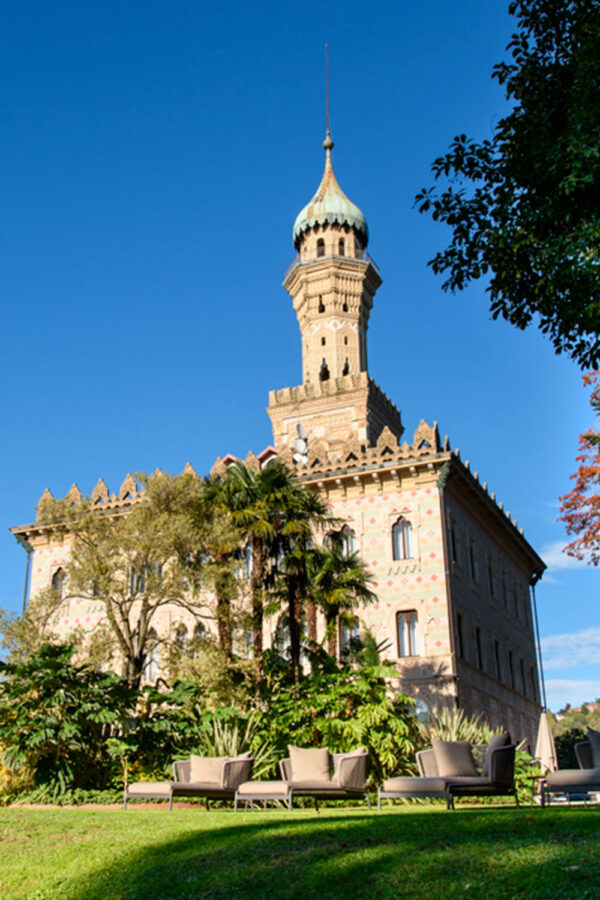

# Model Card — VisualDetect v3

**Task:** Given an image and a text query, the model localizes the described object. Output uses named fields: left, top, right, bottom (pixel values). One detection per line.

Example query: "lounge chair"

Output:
left=540, top=733, right=600, bottom=807
left=234, top=746, right=370, bottom=811
left=378, top=734, right=518, bottom=810
left=124, top=753, right=253, bottom=810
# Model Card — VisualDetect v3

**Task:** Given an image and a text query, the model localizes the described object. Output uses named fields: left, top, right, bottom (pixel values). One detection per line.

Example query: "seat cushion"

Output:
left=287, top=780, right=344, bottom=791
left=545, top=768, right=600, bottom=789
left=189, top=755, right=227, bottom=786
left=288, top=746, right=330, bottom=782
left=237, top=780, right=289, bottom=797
left=588, top=728, right=600, bottom=768
left=382, top=776, right=448, bottom=795
left=482, top=733, right=510, bottom=778
left=126, top=781, right=172, bottom=796
left=171, top=780, right=233, bottom=793
left=432, top=739, right=478, bottom=777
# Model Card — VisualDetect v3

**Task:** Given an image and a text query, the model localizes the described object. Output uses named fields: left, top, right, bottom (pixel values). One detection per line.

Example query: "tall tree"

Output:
left=415, top=0, right=600, bottom=368
left=560, top=370, right=600, bottom=563
left=37, top=471, right=210, bottom=688
left=307, top=536, right=377, bottom=661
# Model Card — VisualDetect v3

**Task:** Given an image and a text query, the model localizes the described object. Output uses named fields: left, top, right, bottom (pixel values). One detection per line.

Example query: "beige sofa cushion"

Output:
left=189, top=755, right=228, bottom=786
left=288, top=746, right=330, bottom=782
left=432, top=739, right=478, bottom=777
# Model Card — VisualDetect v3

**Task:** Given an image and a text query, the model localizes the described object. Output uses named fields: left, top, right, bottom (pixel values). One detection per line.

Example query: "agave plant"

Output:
left=423, top=706, right=503, bottom=745
left=195, top=713, right=278, bottom=780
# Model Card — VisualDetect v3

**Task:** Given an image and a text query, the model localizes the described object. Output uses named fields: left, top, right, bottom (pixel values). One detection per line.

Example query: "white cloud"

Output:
left=545, top=679, right=600, bottom=712
left=541, top=627, right=600, bottom=670
left=538, top=540, right=589, bottom=571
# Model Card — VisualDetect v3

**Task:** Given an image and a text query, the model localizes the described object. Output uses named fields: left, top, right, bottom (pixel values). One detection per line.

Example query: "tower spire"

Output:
left=323, top=43, right=333, bottom=152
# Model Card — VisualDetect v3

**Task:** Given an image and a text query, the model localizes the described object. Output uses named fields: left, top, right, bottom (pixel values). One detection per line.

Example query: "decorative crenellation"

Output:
left=35, top=464, right=198, bottom=521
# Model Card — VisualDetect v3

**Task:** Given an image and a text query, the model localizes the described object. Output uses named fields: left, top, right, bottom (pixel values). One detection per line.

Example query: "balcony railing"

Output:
left=284, top=248, right=380, bottom=280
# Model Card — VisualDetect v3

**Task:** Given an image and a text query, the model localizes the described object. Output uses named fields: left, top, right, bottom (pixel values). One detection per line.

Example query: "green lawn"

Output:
left=1, top=803, right=599, bottom=900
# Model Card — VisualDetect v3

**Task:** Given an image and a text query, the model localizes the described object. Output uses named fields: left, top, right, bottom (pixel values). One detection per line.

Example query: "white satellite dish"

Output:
left=297, top=423, right=307, bottom=440
left=294, top=438, right=308, bottom=454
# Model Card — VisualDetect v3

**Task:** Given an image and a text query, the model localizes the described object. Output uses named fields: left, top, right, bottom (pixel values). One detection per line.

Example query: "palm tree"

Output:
left=308, top=535, right=377, bottom=662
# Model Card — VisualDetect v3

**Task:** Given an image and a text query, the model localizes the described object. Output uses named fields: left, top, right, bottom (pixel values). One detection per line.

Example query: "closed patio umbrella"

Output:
left=535, top=710, right=557, bottom=774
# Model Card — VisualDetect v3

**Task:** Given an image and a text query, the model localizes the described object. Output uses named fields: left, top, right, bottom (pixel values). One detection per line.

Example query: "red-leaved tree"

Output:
left=560, top=371, right=600, bottom=565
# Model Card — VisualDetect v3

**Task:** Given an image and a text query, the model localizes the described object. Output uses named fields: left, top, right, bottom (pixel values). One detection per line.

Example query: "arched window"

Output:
left=318, top=296, right=325, bottom=313
left=342, top=358, right=350, bottom=375
left=319, top=360, right=330, bottom=382
left=341, top=525, right=356, bottom=558
left=338, top=238, right=345, bottom=256
left=392, top=517, right=413, bottom=560
left=397, top=610, right=419, bottom=657
left=51, top=567, right=66, bottom=600
left=242, top=543, right=253, bottom=579
left=340, top=616, right=360, bottom=662
left=175, top=624, right=188, bottom=649
left=143, top=629, right=160, bottom=682
left=316, top=238, right=325, bottom=257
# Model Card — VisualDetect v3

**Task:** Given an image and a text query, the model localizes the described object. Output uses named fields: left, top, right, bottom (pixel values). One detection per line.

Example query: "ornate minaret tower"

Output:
left=268, top=126, right=402, bottom=457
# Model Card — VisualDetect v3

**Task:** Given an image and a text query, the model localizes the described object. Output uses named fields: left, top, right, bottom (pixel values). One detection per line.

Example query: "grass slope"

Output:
left=0, top=805, right=599, bottom=899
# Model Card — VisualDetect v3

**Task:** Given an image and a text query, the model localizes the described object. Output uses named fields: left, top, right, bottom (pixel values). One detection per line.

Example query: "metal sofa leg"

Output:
left=169, top=791, right=173, bottom=812
left=377, top=790, right=381, bottom=811
left=234, top=792, right=238, bottom=813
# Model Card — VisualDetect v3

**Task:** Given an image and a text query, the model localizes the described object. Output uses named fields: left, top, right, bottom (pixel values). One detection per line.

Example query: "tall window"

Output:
left=456, top=613, right=464, bottom=658
left=316, top=238, right=325, bottom=257
left=494, top=640, right=501, bottom=681
left=392, top=517, right=413, bottom=560
left=340, top=525, right=356, bottom=558
left=338, top=238, right=345, bottom=255
left=508, top=650, right=515, bottom=688
left=340, top=616, right=360, bottom=662
left=468, top=537, right=479, bottom=581
left=143, top=629, right=160, bottom=682
left=502, top=571, right=508, bottom=607
left=520, top=658, right=526, bottom=695
left=475, top=627, right=483, bottom=670
left=449, top=517, right=458, bottom=565
left=397, top=610, right=419, bottom=657
left=175, top=624, right=188, bottom=650
left=487, top=557, right=494, bottom=596
left=242, top=544, right=253, bottom=579
left=51, top=568, right=66, bottom=600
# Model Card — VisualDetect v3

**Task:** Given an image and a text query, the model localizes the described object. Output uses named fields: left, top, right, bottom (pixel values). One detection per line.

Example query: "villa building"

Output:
left=10, top=127, right=545, bottom=745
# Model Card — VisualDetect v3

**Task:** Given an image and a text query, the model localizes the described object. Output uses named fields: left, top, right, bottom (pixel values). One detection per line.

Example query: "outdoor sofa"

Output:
left=540, top=729, right=600, bottom=807
left=123, top=753, right=254, bottom=810
left=378, top=733, right=518, bottom=810
left=234, top=746, right=370, bottom=811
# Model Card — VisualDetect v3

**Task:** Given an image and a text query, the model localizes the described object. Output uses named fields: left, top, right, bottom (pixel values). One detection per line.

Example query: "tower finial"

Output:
left=323, top=43, right=334, bottom=151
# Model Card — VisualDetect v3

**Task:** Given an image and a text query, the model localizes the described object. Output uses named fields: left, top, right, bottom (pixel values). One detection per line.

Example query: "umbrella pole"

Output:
left=531, top=578, right=547, bottom=711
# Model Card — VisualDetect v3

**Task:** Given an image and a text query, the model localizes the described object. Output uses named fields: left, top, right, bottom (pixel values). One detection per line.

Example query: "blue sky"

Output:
left=1, top=0, right=597, bottom=710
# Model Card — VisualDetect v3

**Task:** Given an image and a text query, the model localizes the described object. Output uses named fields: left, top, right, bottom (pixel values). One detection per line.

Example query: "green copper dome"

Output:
left=293, top=135, right=368, bottom=248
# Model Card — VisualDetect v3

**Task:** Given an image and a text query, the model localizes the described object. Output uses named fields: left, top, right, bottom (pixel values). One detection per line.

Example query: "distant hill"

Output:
left=551, top=700, right=600, bottom=735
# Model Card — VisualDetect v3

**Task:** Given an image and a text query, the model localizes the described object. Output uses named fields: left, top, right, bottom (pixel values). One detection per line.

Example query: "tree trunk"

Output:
left=305, top=598, right=317, bottom=644
left=288, top=576, right=303, bottom=685
left=326, top=612, right=337, bottom=660
left=251, top=538, right=264, bottom=683
left=215, top=575, right=233, bottom=660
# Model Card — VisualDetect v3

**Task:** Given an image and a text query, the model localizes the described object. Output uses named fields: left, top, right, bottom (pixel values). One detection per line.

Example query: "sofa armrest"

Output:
left=222, top=757, right=254, bottom=790
left=416, top=748, right=438, bottom=777
left=336, top=753, right=368, bottom=790
left=575, top=741, right=593, bottom=770
left=172, top=759, right=191, bottom=782
left=279, top=758, right=292, bottom=781
left=489, top=744, right=516, bottom=785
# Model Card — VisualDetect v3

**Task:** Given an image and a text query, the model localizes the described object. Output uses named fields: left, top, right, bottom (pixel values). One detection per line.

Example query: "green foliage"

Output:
left=424, top=706, right=503, bottom=744
left=551, top=698, right=600, bottom=734
left=416, top=0, right=600, bottom=368
left=554, top=726, right=588, bottom=769
left=255, top=667, right=421, bottom=785
left=0, top=643, right=135, bottom=796
left=194, top=711, right=279, bottom=780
